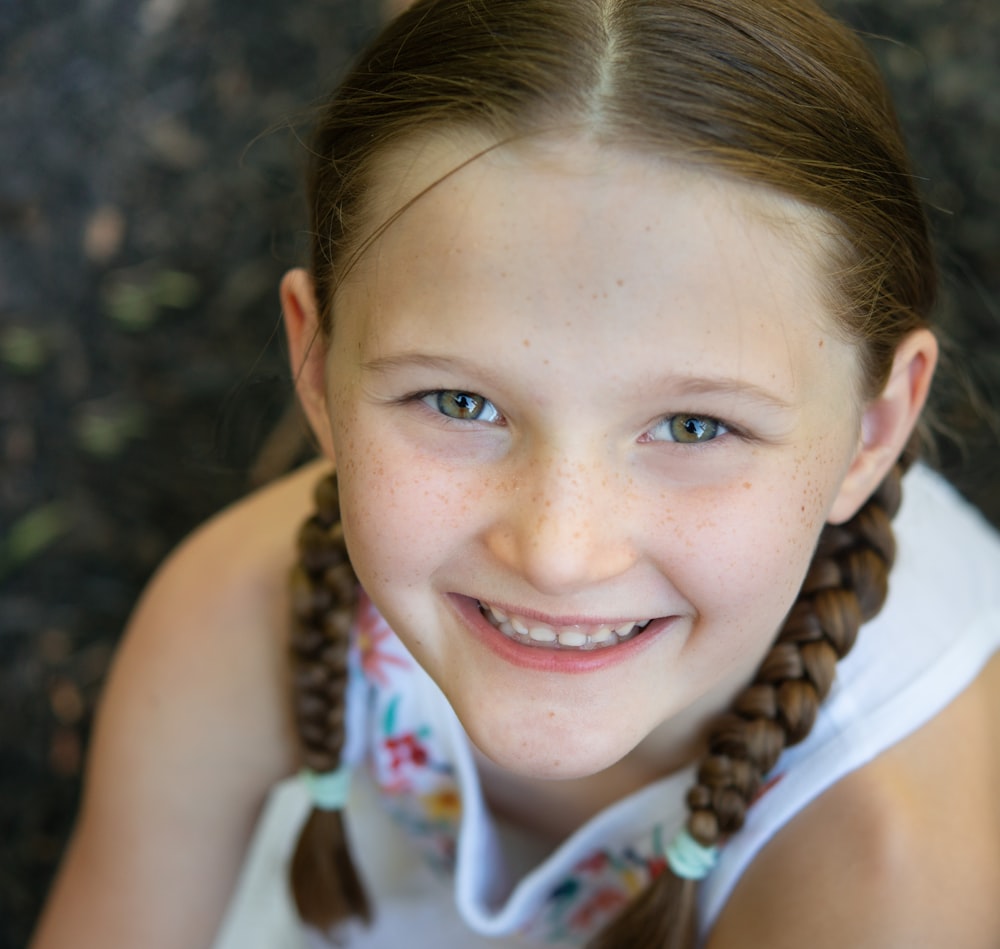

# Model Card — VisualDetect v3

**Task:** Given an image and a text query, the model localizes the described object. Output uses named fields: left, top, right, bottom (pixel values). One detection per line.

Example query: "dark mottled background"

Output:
left=1, top=1, right=997, bottom=946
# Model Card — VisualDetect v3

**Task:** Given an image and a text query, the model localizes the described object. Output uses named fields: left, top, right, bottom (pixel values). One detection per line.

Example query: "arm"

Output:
left=706, top=662, right=1000, bottom=948
left=31, top=466, right=324, bottom=949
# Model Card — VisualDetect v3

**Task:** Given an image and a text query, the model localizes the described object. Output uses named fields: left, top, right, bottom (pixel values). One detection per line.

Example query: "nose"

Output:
left=485, top=450, right=638, bottom=596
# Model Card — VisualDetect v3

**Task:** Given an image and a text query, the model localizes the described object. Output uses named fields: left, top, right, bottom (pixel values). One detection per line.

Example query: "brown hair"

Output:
left=289, top=0, right=935, bottom=945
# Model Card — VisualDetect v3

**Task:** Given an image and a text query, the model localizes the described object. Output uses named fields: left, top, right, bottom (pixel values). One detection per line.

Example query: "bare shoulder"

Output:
left=708, top=653, right=1000, bottom=949
left=96, top=457, right=333, bottom=788
left=32, top=460, right=332, bottom=949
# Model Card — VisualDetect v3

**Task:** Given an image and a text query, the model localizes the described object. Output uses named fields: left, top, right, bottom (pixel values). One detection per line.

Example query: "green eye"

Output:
left=649, top=414, right=727, bottom=444
left=425, top=390, right=503, bottom=423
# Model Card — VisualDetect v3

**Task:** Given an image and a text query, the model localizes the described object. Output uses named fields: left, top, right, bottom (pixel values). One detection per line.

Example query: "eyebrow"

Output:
left=362, top=351, right=793, bottom=410
left=361, top=352, right=508, bottom=388
left=363, top=352, right=484, bottom=374
left=664, top=375, right=794, bottom=410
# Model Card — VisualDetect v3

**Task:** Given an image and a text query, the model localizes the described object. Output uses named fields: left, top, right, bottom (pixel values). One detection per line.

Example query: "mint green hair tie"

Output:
left=300, top=766, right=351, bottom=811
left=666, top=828, right=719, bottom=880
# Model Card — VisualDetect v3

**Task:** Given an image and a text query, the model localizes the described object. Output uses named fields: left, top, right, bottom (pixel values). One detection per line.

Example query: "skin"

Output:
left=382, top=0, right=416, bottom=18
left=31, top=136, right=1000, bottom=949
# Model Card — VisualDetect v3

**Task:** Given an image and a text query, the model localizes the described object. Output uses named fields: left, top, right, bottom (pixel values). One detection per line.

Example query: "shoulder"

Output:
left=98, top=458, right=333, bottom=783
left=707, top=654, right=1000, bottom=948
left=142, top=456, right=331, bottom=635
left=83, top=459, right=335, bottom=805
left=149, top=456, right=331, bottom=612
left=32, top=461, right=336, bottom=948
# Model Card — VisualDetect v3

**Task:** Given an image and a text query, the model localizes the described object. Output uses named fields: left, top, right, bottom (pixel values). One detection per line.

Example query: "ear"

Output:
left=827, top=329, right=938, bottom=525
left=281, top=268, right=336, bottom=461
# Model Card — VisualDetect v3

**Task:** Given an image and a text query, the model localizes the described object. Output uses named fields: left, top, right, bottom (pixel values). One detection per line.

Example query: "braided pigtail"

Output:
left=588, top=459, right=909, bottom=949
left=288, top=472, right=372, bottom=933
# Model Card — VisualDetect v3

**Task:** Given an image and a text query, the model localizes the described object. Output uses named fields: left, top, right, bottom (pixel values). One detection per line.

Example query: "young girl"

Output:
left=31, top=1, right=1000, bottom=947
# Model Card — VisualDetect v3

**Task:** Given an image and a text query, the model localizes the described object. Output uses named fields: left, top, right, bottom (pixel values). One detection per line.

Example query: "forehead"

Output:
left=351, top=130, right=838, bottom=277
left=334, top=133, right=860, bottom=405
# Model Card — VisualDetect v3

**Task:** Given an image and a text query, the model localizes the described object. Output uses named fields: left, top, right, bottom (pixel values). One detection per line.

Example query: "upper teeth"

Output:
left=479, top=602, right=650, bottom=650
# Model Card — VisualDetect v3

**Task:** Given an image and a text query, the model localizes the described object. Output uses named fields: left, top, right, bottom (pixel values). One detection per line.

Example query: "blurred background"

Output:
left=1, top=1, right=997, bottom=946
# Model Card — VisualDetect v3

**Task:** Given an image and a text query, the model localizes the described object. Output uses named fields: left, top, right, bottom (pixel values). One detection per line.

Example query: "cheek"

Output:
left=331, top=419, right=494, bottom=591
left=329, top=413, right=408, bottom=588
left=670, top=464, right=840, bottom=637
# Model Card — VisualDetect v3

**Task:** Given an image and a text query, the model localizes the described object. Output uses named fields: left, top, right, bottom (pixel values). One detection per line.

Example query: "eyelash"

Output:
left=641, top=414, right=736, bottom=446
left=405, top=390, right=744, bottom=445
left=410, top=390, right=506, bottom=426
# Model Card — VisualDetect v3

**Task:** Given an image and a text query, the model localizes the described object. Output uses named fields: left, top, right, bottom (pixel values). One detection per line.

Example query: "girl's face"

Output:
left=319, top=138, right=870, bottom=782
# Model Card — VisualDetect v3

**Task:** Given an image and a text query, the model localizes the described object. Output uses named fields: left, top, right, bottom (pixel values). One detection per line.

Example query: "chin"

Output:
left=464, top=712, right=640, bottom=782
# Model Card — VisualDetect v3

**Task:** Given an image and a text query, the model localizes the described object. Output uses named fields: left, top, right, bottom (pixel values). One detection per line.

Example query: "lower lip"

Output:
left=448, top=594, right=676, bottom=674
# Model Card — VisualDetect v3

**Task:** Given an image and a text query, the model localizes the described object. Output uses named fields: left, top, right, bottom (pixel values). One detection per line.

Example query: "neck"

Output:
left=472, top=728, right=703, bottom=843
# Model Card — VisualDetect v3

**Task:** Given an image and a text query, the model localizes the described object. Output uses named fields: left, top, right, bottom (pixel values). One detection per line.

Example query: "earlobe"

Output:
left=281, top=268, right=336, bottom=460
left=827, top=329, right=938, bottom=525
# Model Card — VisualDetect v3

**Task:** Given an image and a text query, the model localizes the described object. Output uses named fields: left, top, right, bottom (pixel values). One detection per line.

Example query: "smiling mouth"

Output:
left=478, top=600, right=652, bottom=650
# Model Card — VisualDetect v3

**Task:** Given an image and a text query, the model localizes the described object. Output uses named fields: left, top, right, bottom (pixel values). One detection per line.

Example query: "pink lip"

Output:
left=447, top=594, right=676, bottom=674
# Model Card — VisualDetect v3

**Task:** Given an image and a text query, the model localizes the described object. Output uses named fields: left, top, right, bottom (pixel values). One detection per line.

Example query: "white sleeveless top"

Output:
left=213, top=465, right=1000, bottom=949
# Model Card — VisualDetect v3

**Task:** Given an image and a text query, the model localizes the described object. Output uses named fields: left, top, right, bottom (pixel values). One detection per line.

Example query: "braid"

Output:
left=589, top=459, right=909, bottom=949
left=288, top=471, right=371, bottom=932
left=686, top=461, right=904, bottom=845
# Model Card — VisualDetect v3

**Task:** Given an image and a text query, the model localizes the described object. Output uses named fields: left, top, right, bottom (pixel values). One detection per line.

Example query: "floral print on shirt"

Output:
left=356, top=592, right=462, bottom=875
